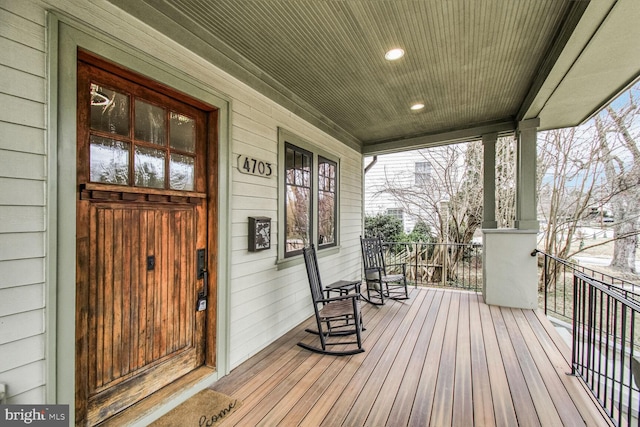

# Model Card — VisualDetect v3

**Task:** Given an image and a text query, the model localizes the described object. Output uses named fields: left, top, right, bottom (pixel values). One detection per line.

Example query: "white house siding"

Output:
left=365, top=151, right=425, bottom=232
left=365, top=148, right=463, bottom=234
left=0, top=0, right=364, bottom=406
left=0, top=0, right=47, bottom=404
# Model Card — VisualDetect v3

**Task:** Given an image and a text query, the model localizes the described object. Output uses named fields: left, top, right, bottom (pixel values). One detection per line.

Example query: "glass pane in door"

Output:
left=169, top=112, right=196, bottom=153
left=89, top=135, right=130, bottom=184
left=169, top=153, right=195, bottom=191
left=134, top=146, right=166, bottom=188
left=90, top=84, right=130, bottom=136
left=135, top=99, right=166, bottom=145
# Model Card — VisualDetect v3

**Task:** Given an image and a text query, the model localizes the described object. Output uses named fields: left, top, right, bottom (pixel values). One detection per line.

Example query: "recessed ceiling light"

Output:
left=411, top=103, right=425, bottom=111
left=384, top=48, right=405, bottom=61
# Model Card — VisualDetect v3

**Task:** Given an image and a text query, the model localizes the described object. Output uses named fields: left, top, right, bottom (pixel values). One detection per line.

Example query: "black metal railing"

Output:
left=380, top=241, right=483, bottom=292
left=536, top=251, right=640, bottom=323
left=572, top=272, right=640, bottom=426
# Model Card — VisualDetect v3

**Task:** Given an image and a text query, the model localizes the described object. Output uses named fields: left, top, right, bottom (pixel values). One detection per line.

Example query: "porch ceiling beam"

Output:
left=361, top=120, right=516, bottom=156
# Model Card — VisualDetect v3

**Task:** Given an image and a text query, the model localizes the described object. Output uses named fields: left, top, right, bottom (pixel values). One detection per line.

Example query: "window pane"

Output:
left=286, top=186, right=310, bottom=253
left=285, top=147, right=294, bottom=184
left=318, top=190, right=335, bottom=245
left=169, top=112, right=196, bottom=153
left=318, top=157, right=337, bottom=246
left=135, top=99, right=166, bottom=145
left=170, top=153, right=195, bottom=191
left=301, top=153, right=311, bottom=187
left=285, top=143, right=313, bottom=256
left=135, top=146, right=165, bottom=188
left=90, top=84, right=130, bottom=136
left=415, top=161, right=432, bottom=186
left=89, top=135, right=129, bottom=184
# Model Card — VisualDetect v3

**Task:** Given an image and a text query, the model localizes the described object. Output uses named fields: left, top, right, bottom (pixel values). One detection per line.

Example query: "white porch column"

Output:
left=515, top=118, right=540, bottom=231
left=482, top=133, right=498, bottom=229
left=482, top=120, right=539, bottom=309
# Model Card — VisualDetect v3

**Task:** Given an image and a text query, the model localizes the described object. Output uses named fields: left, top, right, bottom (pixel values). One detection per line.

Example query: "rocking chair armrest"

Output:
left=317, top=293, right=359, bottom=304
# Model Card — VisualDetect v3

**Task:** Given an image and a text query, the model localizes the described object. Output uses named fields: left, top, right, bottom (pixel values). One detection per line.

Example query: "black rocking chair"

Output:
left=360, top=236, right=409, bottom=305
left=298, top=245, right=364, bottom=356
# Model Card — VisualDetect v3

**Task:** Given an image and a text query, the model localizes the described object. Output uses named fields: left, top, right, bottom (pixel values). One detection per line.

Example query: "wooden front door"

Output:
left=75, top=54, right=216, bottom=426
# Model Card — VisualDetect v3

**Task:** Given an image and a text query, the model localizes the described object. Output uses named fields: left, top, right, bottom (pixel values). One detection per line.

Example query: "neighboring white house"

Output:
left=364, top=147, right=463, bottom=233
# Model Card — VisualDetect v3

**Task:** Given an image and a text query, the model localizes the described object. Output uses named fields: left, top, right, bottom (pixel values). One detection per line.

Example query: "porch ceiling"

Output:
left=107, top=0, right=640, bottom=154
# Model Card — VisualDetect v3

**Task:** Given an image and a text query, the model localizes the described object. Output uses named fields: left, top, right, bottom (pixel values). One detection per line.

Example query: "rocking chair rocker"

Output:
left=298, top=245, right=364, bottom=356
left=360, top=236, right=409, bottom=305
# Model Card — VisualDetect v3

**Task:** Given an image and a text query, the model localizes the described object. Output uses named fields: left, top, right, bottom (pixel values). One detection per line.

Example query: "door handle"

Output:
left=196, top=248, right=208, bottom=311
left=199, top=269, right=208, bottom=299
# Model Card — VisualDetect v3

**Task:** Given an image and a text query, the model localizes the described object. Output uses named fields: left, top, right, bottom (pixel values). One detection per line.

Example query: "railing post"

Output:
left=543, top=253, right=548, bottom=315
left=571, top=274, right=578, bottom=376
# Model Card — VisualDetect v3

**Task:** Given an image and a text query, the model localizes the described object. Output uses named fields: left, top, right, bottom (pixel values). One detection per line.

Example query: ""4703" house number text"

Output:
left=237, top=154, right=273, bottom=178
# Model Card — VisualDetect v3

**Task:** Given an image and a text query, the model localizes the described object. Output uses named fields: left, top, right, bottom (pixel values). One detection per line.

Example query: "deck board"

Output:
left=210, top=288, right=612, bottom=426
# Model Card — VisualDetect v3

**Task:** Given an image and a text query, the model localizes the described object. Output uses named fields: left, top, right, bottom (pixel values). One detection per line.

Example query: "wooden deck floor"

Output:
left=211, top=288, right=611, bottom=426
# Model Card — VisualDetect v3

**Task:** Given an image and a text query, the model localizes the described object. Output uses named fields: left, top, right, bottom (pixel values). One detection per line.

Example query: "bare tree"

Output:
left=594, top=92, right=640, bottom=274
left=537, top=127, right=605, bottom=261
left=374, top=143, right=482, bottom=244
left=495, top=136, right=517, bottom=228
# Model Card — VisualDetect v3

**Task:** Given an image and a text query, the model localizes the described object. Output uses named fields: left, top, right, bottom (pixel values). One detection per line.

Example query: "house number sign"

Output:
left=237, top=154, right=273, bottom=178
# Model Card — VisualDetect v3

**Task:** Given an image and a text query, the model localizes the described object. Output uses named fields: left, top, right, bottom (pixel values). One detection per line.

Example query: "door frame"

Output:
left=47, top=13, right=232, bottom=424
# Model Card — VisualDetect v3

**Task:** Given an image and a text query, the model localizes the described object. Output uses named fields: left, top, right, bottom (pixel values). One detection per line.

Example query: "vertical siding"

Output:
left=0, top=0, right=364, bottom=405
left=0, top=1, right=47, bottom=403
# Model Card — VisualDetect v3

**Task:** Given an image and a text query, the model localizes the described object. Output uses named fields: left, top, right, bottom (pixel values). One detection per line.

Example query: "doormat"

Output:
left=150, top=389, right=242, bottom=426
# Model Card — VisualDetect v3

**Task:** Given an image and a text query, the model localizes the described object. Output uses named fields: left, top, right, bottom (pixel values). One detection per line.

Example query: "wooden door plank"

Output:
left=121, top=208, right=132, bottom=376
left=146, top=210, right=156, bottom=364
left=160, top=210, right=169, bottom=358
left=386, top=290, right=444, bottom=426
left=135, top=210, right=147, bottom=369
left=89, top=206, right=100, bottom=390
left=469, top=294, right=496, bottom=427
left=129, top=208, right=140, bottom=373
left=167, top=211, right=176, bottom=354
left=103, top=208, right=115, bottom=386
left=112, top=208, right=123, bottom=381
